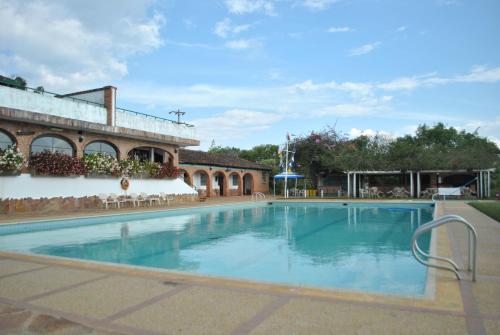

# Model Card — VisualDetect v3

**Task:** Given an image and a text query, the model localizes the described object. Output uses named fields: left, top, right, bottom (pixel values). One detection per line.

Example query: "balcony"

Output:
left=0, top=85, right=198, bottom=145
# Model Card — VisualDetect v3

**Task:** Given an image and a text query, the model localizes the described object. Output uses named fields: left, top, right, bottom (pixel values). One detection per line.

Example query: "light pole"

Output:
left=169, top=109, right=186, bottom=123
left=283, top=133, right=295, bottom=198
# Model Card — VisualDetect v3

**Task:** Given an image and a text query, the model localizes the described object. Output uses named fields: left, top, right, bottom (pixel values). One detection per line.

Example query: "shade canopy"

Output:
left=274, top=172, right=305, bottom=180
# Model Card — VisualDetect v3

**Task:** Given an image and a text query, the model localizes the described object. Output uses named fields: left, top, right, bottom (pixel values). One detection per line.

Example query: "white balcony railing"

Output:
left=115, top=108, right=196, bottom=140
left=0, top=85, right=107, bottom=124
left=0, top=86, right=197, bottom=141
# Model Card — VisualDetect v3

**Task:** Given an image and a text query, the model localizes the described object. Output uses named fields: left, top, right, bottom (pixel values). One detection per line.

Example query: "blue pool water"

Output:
left=0, top=202, right=434, bottom=295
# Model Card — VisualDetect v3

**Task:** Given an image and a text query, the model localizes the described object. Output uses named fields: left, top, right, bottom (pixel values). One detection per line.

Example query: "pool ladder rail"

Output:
left=252, top=192, right=266, bottom=201
left=411, top=214, right=477, bottom=281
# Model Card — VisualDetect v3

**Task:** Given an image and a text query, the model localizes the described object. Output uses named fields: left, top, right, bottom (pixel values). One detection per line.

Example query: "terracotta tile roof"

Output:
left=179, top=149, right=271, bottom=171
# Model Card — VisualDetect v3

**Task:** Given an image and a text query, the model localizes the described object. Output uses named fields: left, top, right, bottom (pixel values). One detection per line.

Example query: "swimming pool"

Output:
left=0, top=202, right=434, bottom=296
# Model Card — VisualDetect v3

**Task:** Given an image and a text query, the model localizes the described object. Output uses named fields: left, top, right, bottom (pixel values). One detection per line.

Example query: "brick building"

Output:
left=178, top=149, right=271, bottom=197
left=0, top=82, right=271, bottom=210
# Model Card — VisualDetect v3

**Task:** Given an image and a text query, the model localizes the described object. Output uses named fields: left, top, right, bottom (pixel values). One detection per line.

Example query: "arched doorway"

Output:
left=193, top=170, right=210, bottom=197
left=243, top=173, right=254, bottom=195
left=212, top=171, right=227, bottom=196
left=178, top=169, right=192, bottom=186
left=228, top=172, right=242, bottom=196
left=128, top=147, right=173, bottom=164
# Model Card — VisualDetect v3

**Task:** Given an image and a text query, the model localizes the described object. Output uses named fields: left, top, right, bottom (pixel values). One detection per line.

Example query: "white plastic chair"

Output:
left=160, top=192, right=175, bottom=205
left=141, top=192, right=161, bottom=206
left=129, top=193, right=145, bottom=207
left=109, top=193, right=126, bottom=208
left=99, top=193, right=121, bottom=209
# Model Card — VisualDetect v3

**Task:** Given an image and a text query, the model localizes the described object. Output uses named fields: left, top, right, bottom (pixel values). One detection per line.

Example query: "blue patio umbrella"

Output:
left=273, top=172, right=305, bottom=197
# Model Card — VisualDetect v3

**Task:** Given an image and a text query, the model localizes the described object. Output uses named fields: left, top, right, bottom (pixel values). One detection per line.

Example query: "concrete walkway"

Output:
left=0, top=201, right=498, bottom=334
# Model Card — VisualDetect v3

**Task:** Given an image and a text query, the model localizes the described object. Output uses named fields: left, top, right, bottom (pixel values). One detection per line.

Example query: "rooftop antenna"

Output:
left=169, top=109, right=186, bottom=123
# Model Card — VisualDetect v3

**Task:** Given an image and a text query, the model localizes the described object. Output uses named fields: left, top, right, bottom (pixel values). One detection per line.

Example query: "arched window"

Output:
left=84, top=141, right=117, bottom=157
left=0, top=130, right=14, bottom=150
left=31, top=135, right=73, bottom=156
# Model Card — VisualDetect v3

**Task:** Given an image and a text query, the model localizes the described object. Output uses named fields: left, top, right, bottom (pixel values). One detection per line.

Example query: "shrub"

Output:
left=118, top=159, right=142, bottom=177
left=156, top=164, right=180, bottom=179
left=83, top=153, right=120, bottom=175
left=142, top=160, right=161, bottom=178
left=29, top=151, right=84, bottom=176
left=0, top=145, right=25, bottom=173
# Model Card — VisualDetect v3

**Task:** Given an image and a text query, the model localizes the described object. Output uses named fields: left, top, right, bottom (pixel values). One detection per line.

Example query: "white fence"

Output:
left=115, top=109, right=196, bottom=140
left=0, top=86, right=107, bottom=124
left=0, top=174, right=197, bottom=199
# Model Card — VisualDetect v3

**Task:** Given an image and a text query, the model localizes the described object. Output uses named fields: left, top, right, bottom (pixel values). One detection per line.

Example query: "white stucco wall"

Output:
left=0, top=174, right=197, bottom=199
left=0, top=86, right=107, bottom=124
left=115, top=109, right=197, bottom=140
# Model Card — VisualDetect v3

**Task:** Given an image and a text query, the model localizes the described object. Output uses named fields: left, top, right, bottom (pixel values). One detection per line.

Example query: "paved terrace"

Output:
left=0, top=200, right=499, bottom=334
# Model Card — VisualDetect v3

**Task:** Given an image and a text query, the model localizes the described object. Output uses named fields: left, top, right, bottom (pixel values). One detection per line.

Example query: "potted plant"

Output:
left=0, top=145, right=25, bottom=175
left=83, top=153, right=120, bottom=177
left=29, top=151, right=84, bottom=176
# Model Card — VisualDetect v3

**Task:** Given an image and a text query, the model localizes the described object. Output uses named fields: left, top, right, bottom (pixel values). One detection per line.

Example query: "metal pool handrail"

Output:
left=411, top=214, right=477, bottom=281
left=252, top=192, right=266, bottom=201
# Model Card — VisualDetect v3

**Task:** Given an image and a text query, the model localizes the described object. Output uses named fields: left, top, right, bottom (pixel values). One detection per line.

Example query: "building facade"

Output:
left=178, top=149, right=271, bottom=198
left=0, top=83, right=271, bottom=213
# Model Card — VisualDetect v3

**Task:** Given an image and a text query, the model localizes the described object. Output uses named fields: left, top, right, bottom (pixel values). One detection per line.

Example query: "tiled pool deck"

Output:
left=0, top=200, right=499, bottom=334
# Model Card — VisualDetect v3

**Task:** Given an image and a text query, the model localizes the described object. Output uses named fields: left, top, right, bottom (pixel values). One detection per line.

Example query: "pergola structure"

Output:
left=346, top=168, right=495, bottom=199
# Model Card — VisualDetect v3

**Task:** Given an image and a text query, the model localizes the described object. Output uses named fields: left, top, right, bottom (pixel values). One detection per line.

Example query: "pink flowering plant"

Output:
left=156, top=164, right=180, bottom=179
left=29, top=150, right=85, bottom=176
left=0, top=145, right=25, bottom=173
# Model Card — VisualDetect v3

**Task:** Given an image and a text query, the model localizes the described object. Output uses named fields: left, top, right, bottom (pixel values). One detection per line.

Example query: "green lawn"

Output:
left=469, top=201, right=500, bottom=222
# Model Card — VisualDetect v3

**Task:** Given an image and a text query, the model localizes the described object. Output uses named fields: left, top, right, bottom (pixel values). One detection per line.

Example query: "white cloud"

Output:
left=348, top=42, right=381, bottom=56
left=224, top=0, right=275, bottom=15
left=464, top=116, right=500, bottom=149
left=436, top=0, right=461, bottom=6
left=191, top=109, right=284, bottom=145
left=396, top=26, right=407, bottom=32
left=183, top=19, right=197, bottom=30
left=327, top=26, right=354, bottom=33
left=119, top=64, right=500, bottom=148
left=349, top=128, right=393, bottom=139
left=299, top=0, right=339, bottom=11
left=224, top=38, right=261, bottom=50
left=454, top=65, right=500, bottom=83
left=378, top=66, right=500, bottom=91
left=0, top=0, right=164, bottom=92
left=214, top=18, right=252, bottom=38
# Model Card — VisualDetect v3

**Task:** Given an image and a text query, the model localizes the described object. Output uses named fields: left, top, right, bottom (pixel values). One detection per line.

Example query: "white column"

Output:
left=410, top=172, right=414, bottom=198
left=488, top=171, right=491, bottom=198
left=417, top=172, right=421, bottom=199
left=353, top=173, right=357, bottom=198
left=150, top=147, right=154, bottom=163
left=284, top=137, right=289, bottom=199
left=477, top=173, right=480, bottom=199
left=479, top=171, right=483, bottom=198
left=347, top=173, right=351, bottom=198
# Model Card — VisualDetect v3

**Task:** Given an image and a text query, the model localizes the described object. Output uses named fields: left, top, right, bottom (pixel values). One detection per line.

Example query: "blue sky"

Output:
left=1, top=0, right=499, bottom=149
